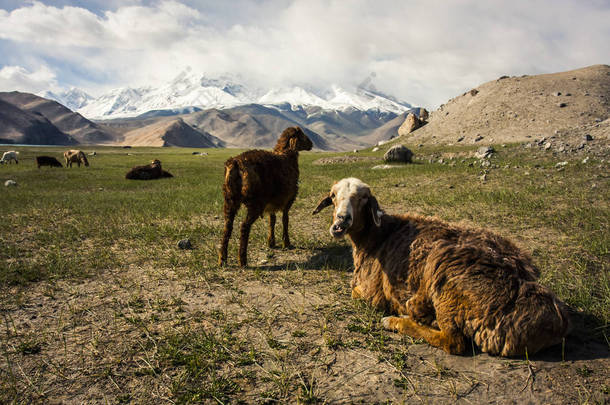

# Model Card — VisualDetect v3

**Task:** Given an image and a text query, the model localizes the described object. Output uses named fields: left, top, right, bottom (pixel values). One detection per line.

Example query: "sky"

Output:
left=0, top=0, right=608, bottom=109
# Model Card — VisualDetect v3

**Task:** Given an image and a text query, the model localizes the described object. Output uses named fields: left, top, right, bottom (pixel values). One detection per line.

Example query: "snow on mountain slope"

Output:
left=43, top=87, right=95, bottom=111
left=68, top=69, right=414, bottom=119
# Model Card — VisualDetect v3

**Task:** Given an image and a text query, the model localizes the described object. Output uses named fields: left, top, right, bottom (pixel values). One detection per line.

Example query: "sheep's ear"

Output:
left=312, top=196, right=333, bottom=215
left=369, top=196, right=382, bottom=227
left=289, top=137, right=298, bottom=150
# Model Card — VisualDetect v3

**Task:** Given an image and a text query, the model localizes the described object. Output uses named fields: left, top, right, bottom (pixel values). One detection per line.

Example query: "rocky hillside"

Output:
left=0, top=91, right=116, bottom=144
left=403, top=65, right=609, bottom=146
left=0, top=98, right=76, bottom=145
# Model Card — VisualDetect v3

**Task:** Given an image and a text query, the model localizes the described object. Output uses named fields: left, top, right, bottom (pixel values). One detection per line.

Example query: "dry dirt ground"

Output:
left=1, top=245, right=608, bottom=404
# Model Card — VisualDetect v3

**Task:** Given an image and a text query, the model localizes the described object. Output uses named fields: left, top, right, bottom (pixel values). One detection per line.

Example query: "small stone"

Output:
left=479, top=174, right=487, bottom=181
left=372, top=147, right=380, bottom=152
left=558, top=102, right=567, bottom=108
left=474, top=135, right=484, bottom=142
left=4, top=180, right=17, bottom=187
left=582, top=157, right=589, bottom=164
left=555, top=161, right=568, bottom=168
left=475, top=146, right=494, bottom=159
left=178, top=239, right=193, bottom=250
left=353, top=149, right=359, bottom=153
left=553, top=92, right=562, bottom=96
left=481, top=160, right=491, bottom=168
left=544, top=142, right=552, bottom=150
left=584, top=134, right=593, bottom=141
left=457, top=136, right=464, bottom=142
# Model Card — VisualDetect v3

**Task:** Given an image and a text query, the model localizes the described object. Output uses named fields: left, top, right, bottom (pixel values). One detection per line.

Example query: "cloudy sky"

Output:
left=0, top=0, right=608, bottom=108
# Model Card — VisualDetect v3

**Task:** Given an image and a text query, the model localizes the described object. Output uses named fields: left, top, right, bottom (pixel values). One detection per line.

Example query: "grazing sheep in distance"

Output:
left=125, top=159, right=173, bottom=180
left=64, top=150, right=89, bottom=167
left=313, top=177, right=571, bottom=357
left=0, top=151, right=19, bottom=164
left=219, top=126, right=313, bottom=267
left=36, top=156, right=63, bottom=168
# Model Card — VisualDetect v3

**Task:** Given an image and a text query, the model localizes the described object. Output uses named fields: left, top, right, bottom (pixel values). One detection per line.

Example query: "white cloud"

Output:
left=0, top=65, right=60, bottom=94
left=0, top=0, right=608, bottom=108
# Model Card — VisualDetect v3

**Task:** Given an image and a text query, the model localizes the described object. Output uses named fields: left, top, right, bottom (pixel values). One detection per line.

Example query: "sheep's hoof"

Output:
left=382, top=316, right=398, bottom=331
left=283, top=244, right=295, bottom=250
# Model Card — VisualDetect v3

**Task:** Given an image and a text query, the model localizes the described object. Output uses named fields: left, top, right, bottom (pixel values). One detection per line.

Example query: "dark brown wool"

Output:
left=313, top=178, right=571, bottom=357
left=125, top=159, right=173, bottom=180
left=36, top=156, right=63, bottom=168
left=219, top=126, right=313, bottom=267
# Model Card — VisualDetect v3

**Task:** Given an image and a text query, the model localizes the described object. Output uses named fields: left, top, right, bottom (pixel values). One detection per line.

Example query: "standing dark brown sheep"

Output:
left=125, top=159, right=173, bottom=180
left=219, top=126, right=313, bottom=267
left=313, top=177, right=571, bottom=357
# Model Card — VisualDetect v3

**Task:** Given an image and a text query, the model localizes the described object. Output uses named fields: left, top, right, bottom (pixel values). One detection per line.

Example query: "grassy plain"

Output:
left=0, top=144, right=608, bottom=403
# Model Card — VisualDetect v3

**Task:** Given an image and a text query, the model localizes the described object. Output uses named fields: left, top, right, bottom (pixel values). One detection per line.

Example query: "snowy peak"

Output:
left=42, top=87, right=95, bottom=111
left=62, top=70, right=415, bottom=119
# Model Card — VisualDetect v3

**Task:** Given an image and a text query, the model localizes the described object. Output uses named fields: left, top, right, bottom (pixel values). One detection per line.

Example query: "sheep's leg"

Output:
left=239, top=206, right=263, bottom=267
left=382, top=316, right=466, bottom=354
left=268, top=213, right=276, bottom=248
left=351, top=285, right=364, bottom=299
left=219, top=202, right=239, bottom=266
left=405, top=294, right=436, bottom=326
left=281, top=199, right=295, bottom=249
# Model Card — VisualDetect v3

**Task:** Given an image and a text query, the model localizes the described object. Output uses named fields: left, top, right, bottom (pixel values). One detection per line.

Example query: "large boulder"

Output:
left=384, top=144, right=414, bottom=163
left=397, top=113, right=424, bottom=136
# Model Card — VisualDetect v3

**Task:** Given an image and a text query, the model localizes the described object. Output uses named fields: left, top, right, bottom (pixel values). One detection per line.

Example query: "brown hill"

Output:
left=0, top=98, right=76, bottom=145
left=360, top=111, right=409, bottom=145
left=403, top=65, right=610, bottom=145
left=120, top=117, right=225, bottom=148
left=0, top=91, right=116, bottom=144
left=183, top=105, right=332, bottom=150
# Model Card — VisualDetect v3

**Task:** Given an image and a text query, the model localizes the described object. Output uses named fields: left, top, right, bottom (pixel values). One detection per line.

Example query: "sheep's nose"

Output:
left=336, top=213, right=351, bottom=222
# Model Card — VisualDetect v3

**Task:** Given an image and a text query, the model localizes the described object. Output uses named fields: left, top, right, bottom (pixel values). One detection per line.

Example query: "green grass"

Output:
left=0, top=143, right=608, bottom=403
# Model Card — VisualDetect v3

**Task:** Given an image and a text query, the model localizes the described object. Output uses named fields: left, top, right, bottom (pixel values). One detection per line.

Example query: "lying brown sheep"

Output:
left=36, top=156, right=63, bottom=168
left=125, top=159, right=173, bottom=180
left=313, top=177, right=571, bottom=357
left=64, top=150, right=89, bottom=167
left=219, top=126, right=313, bottom=267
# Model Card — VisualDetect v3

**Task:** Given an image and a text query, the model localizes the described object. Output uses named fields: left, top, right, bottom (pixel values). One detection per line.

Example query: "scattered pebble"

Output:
left=4, top=179, right=17, bottom=187
left=178, top=239, right=193, bottom=250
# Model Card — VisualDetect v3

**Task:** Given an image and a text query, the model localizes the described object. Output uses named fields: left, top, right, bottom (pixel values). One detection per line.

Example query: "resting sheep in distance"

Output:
left=313, top=177, right=571, bottom=357
left=1, top=151, right=19, bottom=164
left=125, top=159, right=173, bottom=180
left=64, top=150, right=89, bottom=168
left=219, top=126, right=313, bottom=267
left=36, top=156, right=63, bottom=168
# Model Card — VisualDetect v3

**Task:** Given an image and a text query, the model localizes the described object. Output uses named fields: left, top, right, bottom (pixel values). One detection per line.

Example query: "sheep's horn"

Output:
left=313, top=196, right=333, bottom=214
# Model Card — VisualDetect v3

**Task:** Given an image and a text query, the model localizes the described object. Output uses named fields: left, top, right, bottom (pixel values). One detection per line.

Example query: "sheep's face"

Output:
left=313, top=177, right=383, bottom=238
left=151, top=159, right=162, bottom=168
left=292, top=127, right=313, bottom=152
left=275, top=127, right=313, bottom=152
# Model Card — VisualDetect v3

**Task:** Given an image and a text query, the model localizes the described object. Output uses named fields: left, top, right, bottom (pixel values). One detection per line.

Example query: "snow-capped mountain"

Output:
left=53, top=70, right=413, bottom=119
left=42, top=87, right=95, bottom=111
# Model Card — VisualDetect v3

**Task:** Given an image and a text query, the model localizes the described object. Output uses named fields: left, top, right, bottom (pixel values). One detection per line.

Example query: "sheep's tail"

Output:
left=223, top=158, right=242, bottom=201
